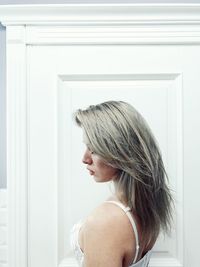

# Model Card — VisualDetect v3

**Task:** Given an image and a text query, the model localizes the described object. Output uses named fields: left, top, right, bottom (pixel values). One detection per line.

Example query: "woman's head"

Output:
left=74, top=100, right=174, bottom=240
left=81, top=144, right=119, bottom=183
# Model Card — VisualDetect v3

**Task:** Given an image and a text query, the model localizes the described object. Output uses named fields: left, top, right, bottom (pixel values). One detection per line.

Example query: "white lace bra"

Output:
left=70, top=200, right=153, bottom=267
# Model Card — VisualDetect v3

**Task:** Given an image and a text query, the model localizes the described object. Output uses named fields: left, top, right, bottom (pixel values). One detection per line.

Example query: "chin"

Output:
left=93, top=176, right=112, bottom=183
left=93, top=177, right=103, bottom=183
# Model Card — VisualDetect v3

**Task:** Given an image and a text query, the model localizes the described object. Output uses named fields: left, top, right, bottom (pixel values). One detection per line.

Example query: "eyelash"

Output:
left=87, top=146, right=94, bottom=154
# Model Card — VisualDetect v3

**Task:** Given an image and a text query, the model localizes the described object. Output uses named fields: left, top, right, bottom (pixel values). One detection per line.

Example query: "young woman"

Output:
left=70, top=100, right=174, bottom=267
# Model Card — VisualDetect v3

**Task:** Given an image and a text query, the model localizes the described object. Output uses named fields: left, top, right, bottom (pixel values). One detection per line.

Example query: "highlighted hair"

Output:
left=74, top=100, right=174, bottom=243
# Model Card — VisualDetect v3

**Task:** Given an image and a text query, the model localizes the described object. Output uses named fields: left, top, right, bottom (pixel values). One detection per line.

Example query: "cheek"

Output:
left=96, top=160, right=118, bottom=177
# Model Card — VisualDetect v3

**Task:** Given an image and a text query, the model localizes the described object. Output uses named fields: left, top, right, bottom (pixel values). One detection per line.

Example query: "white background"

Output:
left=1, top=0, right=200, bottom=190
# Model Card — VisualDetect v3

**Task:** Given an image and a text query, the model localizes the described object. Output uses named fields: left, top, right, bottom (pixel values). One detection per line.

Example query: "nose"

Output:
left=82, top=148, right=93, bottom=165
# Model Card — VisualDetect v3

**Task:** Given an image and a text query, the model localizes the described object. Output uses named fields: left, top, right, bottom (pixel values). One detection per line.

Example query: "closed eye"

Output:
left=88, top=148, right=94, bottom=154
left=87, top=145, right=94, bottom=155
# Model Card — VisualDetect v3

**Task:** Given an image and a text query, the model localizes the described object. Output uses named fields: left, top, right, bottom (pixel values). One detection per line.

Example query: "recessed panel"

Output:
left=57, top=74, right=182, bottom=265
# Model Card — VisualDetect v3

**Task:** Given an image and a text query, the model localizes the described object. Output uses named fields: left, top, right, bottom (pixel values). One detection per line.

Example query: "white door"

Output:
left=27, top=43, right=195, bottom=267
left=2, top=4, right=200, bottom=267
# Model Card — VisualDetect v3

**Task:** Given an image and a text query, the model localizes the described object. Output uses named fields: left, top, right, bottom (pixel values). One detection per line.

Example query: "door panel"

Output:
left=28, top=45, right=185, bottom=267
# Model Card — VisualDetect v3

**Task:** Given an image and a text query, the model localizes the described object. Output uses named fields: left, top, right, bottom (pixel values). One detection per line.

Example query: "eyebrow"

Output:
left=82, top=133, right=89, bottom=145
left=82, top=139, right=90, bottom=148
left=82, top=139, right=88, bottom=144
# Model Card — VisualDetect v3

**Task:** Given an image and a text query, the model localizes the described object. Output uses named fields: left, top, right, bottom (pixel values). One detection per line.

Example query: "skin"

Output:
left=79, top=138, right=155, bottom=266
left=79, top=202, right=144, bottom=267
left=82, top=146, right=119, bottom=183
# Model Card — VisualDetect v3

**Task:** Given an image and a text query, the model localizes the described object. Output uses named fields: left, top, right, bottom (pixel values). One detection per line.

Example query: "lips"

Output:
left=87, top=167, right=95, bottom=175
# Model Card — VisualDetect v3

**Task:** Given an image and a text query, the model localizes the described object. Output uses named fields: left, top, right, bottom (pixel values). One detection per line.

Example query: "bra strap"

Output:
left=105, top=200, right=140, bottom=264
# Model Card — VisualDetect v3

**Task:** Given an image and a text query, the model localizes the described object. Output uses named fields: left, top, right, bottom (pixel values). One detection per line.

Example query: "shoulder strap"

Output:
left=105, top=200, right=140, bottom=264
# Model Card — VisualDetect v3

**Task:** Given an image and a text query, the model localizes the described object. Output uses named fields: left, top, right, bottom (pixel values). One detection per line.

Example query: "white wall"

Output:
left=1, top=0, right=200, bottom=188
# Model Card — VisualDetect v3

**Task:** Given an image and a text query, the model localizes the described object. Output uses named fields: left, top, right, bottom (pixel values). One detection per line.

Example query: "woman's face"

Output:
left=82, top=134, right=118, bottom=182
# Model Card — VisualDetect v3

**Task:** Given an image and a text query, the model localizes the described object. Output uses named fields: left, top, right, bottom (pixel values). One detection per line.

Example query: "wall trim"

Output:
left=1, top=4, right=200, bottom=44
left=6, top=25, right=27, bottom=267
left=59, top=257, right=183, bottom=267
left=0, top=189, right=8, bottom=266
left=0, top=4, right=200, bottom=26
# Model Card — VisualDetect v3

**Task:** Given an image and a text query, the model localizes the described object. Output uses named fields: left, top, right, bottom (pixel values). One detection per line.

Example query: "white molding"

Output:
left=0, top=190, right=8, bottom=266
left=58, top=257, right=183, bottom=267
left=1, top=5, right=200, bottom=44
left=6, top=26, right=28, bottom=267
left=0, top=4, right=200, bottom=26
left=150, top=257, right=182, bottom=267
left=174, top=72, right=184, bottom=267
left=59, top=73, right=180, bottom=81
left=26, top=24, right=200, bottom=45
left=6, top=26, right=25, bottom=44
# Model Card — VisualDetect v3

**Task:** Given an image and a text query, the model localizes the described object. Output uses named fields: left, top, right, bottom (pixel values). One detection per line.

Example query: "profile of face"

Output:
left=82, top=133, right=118, bottom=182
left=82, top=147, right=118, bottom=182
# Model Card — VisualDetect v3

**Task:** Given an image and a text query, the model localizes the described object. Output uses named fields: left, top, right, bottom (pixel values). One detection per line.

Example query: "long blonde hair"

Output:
left=74, top=100, right=174, bottom=242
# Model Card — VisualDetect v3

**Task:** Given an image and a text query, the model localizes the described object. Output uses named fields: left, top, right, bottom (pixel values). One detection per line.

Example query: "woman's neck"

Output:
left=106, top=193, right=127, bottom=206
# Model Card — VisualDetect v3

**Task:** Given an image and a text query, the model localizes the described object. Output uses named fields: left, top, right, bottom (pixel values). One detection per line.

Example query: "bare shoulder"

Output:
left=81, top=202, right=134, bottom=250
left=84, top=202, right=128, bottom=230
left=80, top=202, right=155, bottom=266
left=81, top=203, right=130, bottom=266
